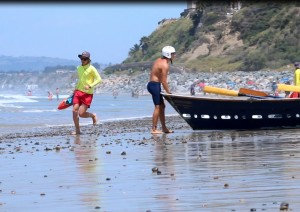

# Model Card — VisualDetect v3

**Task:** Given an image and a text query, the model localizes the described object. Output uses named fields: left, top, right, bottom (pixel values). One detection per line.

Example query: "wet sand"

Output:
left=1, top=115, right=300, bottom=211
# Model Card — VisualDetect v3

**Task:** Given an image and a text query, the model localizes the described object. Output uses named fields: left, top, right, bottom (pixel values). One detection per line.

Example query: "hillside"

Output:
left=110, top=1, right=300, bottom=73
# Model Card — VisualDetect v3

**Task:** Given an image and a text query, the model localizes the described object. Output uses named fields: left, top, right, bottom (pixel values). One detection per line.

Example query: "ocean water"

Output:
left=0, top=92, right=177, bottom=135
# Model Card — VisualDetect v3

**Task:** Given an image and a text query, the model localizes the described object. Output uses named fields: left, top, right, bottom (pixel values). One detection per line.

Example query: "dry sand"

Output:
left=1, top=115, right=300, bottom=211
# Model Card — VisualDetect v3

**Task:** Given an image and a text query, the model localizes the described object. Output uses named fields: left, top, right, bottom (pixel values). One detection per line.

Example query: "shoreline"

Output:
left=0, top=115, right=189, bottom=141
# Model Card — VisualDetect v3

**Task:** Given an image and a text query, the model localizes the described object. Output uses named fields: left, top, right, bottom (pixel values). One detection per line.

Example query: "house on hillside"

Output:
left=180, top=1, right=197, bottom=17
left=231, top=0, right=242, bottom=10
left=184, top=1, right=242, bottom=13
left=187, top=1, right=197, bottom=12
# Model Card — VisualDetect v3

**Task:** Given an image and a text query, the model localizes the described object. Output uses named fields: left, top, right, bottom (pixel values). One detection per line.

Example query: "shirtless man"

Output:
left=147, top=46, right=175, bottom=134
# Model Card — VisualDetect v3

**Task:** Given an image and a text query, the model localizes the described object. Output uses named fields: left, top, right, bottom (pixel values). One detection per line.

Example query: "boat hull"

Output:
left=162, top=93, right=300, bottom=130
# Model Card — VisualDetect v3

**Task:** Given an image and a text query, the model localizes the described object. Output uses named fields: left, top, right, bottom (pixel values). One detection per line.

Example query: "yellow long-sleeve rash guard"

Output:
left=294, top=68, right=300, bottom=86
left=75, top=64, right=102, bottom=94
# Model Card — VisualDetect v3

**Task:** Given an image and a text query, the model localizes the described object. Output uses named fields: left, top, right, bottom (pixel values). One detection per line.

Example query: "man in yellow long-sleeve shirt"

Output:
left=294, top=62, right=300, bottom=86
left=289, top=62, right=300, bottom=98
left=72, top=51, right=102, bottom=135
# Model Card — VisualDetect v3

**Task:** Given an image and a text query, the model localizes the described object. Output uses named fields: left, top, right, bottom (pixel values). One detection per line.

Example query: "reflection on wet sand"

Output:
left=59, top=129, right=300, bottom=211
left=1, top=122, right=300, bottom=211
left=151, top=129, right=300, bottom=211
left=152, top=133, right=179, bottom=211
left=72, top=134, right=102, bottom=210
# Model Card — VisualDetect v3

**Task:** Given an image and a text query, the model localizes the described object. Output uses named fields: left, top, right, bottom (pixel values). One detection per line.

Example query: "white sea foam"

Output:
left=0, top=94, right=38, bottom=104
left=0, top=94, right=39, bottom=109
left=0, top=103, right=23, bottom=109
left=23, top=109, right=57, bottom=113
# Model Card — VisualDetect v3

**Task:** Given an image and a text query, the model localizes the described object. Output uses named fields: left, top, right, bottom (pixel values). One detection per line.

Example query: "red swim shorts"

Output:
left=73, top=90, right=94, bottom=107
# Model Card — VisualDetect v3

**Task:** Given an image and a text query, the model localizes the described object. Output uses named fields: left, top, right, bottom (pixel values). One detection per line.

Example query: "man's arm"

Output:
left=89, top=67, right=102, bottom=88
left=295, top=69, right=300, bottom=86
left=161, top=64, right=171, bottom=94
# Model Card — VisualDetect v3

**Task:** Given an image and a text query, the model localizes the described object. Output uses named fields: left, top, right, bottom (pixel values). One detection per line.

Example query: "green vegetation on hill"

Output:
left=120, top=1, right=300, bottom=73
left=124, top=17, right=194, bottom=63
left=231, top=1, right=300, bottom=71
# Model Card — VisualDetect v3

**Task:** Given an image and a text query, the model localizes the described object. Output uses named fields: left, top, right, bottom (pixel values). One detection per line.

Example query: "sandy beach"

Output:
left=1, top=115, right=300, bottom=211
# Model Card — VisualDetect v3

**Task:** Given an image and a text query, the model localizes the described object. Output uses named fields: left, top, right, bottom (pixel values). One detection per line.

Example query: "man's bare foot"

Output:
left=92, top=113, right=97, bottom=125
left=71, top=131, right=81, bottom=135
left=151, top=129, right=163, bottom=134
left=162, top=128, right=174, bottom=133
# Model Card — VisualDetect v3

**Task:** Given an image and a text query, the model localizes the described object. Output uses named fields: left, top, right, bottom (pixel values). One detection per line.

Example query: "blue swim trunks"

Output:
left=147, top=81, right=163, bottom=105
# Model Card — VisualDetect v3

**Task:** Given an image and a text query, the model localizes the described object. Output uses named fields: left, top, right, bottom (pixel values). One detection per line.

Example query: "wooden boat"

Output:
left=161, top=85, right=300, bottom=130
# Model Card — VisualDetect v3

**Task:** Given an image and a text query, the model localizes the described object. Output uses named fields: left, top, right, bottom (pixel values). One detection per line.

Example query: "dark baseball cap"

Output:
left=78, top=51, right=90, bottom=59
left=295, top=62, right=300, bottom=68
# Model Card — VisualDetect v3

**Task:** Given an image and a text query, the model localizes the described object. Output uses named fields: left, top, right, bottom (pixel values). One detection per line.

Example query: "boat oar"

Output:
left=203, top=86, right=239, bottom=97
left=203, top=86, right=262, bottom=98
left=239, top=88, right=282, bottom=98
left=204, top=86, right=278, bottom=99
left=277, top=84, right=300, bottom=92
left=239, top=88, right=268, bottom=97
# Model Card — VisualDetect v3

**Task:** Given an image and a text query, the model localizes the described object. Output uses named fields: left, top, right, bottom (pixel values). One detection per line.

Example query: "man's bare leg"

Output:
left=72, top=104, right=81, bottom=135
left=159, top=103, right=174, bottom=133
left=78, top=104, right=97, bottom=125
left=92, top=113, right=97, bottom=125
left=151, top=105, right=163, bottom=134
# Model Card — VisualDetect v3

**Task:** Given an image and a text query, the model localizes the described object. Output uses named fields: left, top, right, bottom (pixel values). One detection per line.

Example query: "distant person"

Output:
left=131, top=89, right=139, bottom=98
left=284, top=80, right=291, bottom=97
left=271, top=81, right=277, bottom=93
left=112, top=89, right=118, bottom=99
left=56, top=88, right=60, bottom=101
left=271, top=78, right=279, bottom=96
left=48, top=91, right=53, bottom=101
left=72, top=51, right=102, bottom=135
left=294, top=62, right=300, bottom=86
left=198, top=79, right=206, bottom=95
left=190, top=82, right=196, bottom=96
left=27, top=90, right=32, bottom=96
left=147, top=46, right=175, bottom=134
left=292, top=62, right=300, bottom=98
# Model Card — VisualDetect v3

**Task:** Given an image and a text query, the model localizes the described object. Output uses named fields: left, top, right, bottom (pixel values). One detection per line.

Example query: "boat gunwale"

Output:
left=161, top=93, right=300, bottom=102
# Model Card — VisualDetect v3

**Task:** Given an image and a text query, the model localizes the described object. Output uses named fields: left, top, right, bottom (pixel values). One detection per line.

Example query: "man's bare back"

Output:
left=149, top=57, right=171, bottom=94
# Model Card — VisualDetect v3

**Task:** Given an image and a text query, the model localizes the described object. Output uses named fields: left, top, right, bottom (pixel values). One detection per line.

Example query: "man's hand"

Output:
left=85, top=85, right=91, bottom=90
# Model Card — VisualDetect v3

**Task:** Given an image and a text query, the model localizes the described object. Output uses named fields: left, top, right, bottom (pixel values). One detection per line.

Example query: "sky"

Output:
left=0, top=2, right=187, bottom=64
